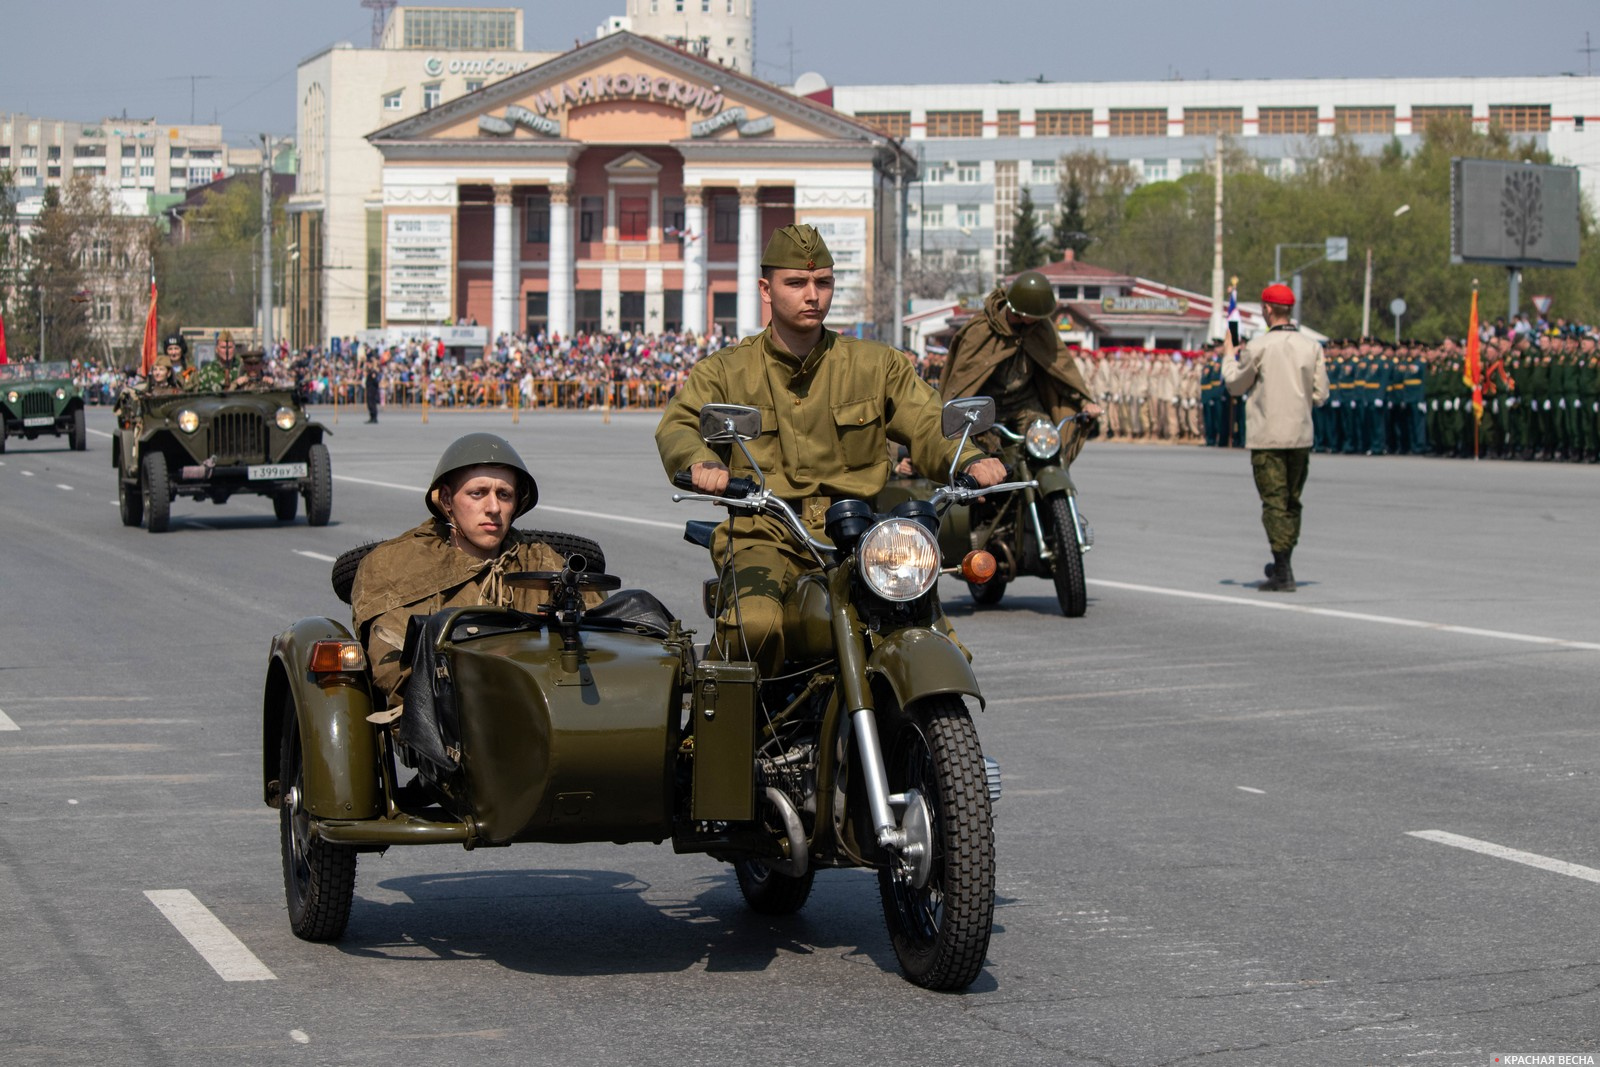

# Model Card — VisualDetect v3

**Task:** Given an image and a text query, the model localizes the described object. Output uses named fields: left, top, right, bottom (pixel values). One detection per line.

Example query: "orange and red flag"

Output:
left=0, top=307, right=8, bottom=364
left=138, top=275, right=159, bottom=375
left=1462, top=287, right=1483, bottom=416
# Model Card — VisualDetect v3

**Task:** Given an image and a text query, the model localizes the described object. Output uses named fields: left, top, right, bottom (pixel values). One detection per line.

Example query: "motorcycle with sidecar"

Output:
left=261, top=396, right=1027, bottom=990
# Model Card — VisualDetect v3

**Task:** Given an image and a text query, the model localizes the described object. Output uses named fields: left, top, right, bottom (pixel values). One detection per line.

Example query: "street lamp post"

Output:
left=1361, top=205, right=1410, bottom=339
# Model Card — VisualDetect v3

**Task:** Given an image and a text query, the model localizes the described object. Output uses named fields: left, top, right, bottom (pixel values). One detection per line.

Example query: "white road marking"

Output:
left=144, top=889, right=276, bottom=981
left=1087, top=579, right=1600, bottom=652
left=21, top=470, right=34, bottom=477
left=295, top=550, right=337, bottom=562
left=88, top=427, right=113, bottom=438
left=290, top=1030, right=310, bottom=1044
left=1236, top=786, right=1265, bottom=794
left=56, top=483, right=73, bottom=491
left=0, top=708, right=19, bottom=731
left=332, top=473, right=683, bottom=530
left=1406, top=830, right=1600, bottom=885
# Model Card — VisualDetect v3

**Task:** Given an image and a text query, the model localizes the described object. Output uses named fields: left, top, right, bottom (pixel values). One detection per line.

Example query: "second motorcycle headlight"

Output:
left=858, top=518, right=940, bottom=602
left=1025, top=418, right=1061, bottom=460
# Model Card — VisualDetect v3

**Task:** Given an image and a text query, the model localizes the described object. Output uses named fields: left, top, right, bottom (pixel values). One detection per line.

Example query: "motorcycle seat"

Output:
left=683, top=520, right=718, bottom=548
left=580, top=589, right=677, bottom=639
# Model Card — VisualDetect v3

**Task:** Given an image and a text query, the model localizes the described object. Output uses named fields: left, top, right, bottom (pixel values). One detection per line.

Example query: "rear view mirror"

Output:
left=699, top=403, right=763, bottom=444
left=941, top=396, right=995, bottom=439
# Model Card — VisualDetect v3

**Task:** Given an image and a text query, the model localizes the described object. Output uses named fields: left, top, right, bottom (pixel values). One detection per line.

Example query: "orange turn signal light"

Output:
left=308, top=640, right=367, bottom=674
left=960, top=550, right=997, bottom=584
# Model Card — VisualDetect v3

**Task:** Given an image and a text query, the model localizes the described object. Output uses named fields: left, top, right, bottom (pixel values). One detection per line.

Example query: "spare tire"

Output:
left=328, top=529, right=607, bottom=606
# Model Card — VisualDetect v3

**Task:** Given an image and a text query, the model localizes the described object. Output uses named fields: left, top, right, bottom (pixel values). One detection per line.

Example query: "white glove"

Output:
left=1559, top=398, right=1567, bottom=409
left=1374, top=398, right=1384, bottom=408
left=1544, top=399, right=1553, bottom=410
left=1331, top=400, right=1342, bottom=408
left=1430, top=400, right=1439, bottom=411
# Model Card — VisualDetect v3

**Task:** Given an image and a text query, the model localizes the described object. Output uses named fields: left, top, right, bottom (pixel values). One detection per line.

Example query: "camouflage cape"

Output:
left=190, top=360, right=237, bottom=392
left=351, top=519, right=587, bottom=703
left=939, top=287, right=1093, bottom=421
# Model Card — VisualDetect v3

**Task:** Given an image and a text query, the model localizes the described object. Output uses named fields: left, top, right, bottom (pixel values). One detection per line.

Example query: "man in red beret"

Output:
left=1221, top=284, right=1329, bottom=591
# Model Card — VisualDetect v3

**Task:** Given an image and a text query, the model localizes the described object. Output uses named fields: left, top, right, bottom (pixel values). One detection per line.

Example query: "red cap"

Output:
left=1261, top=283, right=1296, bottom=307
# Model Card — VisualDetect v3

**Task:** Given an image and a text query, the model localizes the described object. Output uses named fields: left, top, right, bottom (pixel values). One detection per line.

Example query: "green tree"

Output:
left=1050, top=174, right=1092, bottom=259
left=159, top=176, right=287, bottom=331
left=1009, top=187, right=1046, bottom=272
left=16, top=185, right=93, bottom=363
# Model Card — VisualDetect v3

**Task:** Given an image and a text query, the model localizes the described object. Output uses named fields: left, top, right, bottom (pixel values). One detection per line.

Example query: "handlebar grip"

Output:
left=672, top=470, right=695, bottom=491
left=672, top=470, right=757, bottom=499
left=953, top=471, right=979, bottom=491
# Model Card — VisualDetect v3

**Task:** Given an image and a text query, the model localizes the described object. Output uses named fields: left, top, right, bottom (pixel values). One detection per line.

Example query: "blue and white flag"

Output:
left=1225, top=286, right=1240, bottom=325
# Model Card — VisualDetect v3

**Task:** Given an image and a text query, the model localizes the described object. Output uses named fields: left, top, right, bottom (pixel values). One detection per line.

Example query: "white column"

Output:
left=547, top=182, right=573, bottom=340
left=736, top=186, right=761, bottom=338
left=682, top=187, right=706, bottom=336
left=491, top=183, right=514, bottom=339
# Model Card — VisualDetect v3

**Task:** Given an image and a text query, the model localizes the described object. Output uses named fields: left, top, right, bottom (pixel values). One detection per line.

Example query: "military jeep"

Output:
left=113, top=384, right=331, bottom=533
left=0, top=360, right=87, bottom=452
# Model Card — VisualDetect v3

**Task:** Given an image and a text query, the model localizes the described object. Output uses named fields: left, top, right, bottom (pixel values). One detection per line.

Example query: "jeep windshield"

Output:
left=0, top=362, right=71, bottom=382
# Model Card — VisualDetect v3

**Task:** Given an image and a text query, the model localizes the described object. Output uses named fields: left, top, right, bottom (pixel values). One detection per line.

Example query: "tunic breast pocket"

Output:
left=832, top=396, right=884, bottom=470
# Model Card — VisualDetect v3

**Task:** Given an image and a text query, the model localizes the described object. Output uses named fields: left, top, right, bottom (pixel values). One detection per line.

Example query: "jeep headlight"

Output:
left=55, top=388, right=67, bottom=400
left=1025, top=418, right=1061, bottom=460
left=858, top=518, right=940, bottom=602
left=5, top=391, right=15, bottom=404
left=177, top=409, right=200, bottom=434
left=275, top=406, right=298, bottom=431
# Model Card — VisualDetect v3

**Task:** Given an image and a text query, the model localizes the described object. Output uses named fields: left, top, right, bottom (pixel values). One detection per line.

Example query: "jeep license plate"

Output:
left=247, top=463, right=307, bottom=481
left=23, top=417, right=53, bottom=427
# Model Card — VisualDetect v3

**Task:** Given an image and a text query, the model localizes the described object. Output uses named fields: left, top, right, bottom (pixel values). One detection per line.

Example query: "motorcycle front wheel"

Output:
left=1047, top=495, right=1087, bottom=617
left=876, top=694, right=995, bottom=991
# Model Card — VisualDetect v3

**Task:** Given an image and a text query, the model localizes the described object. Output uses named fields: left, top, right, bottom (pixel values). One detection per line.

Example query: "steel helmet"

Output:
left=427, top=433, right=539, bottom=522
left=1005, top=271, right=1057, bottom=320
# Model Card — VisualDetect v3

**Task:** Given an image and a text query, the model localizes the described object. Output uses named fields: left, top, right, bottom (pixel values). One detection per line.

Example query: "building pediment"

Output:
left=368, top=31, right=888, bottom=151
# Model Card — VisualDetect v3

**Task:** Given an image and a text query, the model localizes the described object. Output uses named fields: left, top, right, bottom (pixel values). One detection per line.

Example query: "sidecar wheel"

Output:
left=280, top=707, right=356, bottom=941
left=1047, top=495, right=1087, bottom=618
left=965, top=577, right=1007, bottom=606
left=733, top=859, right=816, bottom=915
left=877, top=695, right=995, bottom=992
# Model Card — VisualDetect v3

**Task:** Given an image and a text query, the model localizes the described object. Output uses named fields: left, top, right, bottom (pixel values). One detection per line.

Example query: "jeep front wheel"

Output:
left=304, top=443, right=332, bottom=527
left=142, top=452, right=171, bottom=533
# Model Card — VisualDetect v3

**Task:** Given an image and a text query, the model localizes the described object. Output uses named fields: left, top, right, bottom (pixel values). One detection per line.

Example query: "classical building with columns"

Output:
left=363, top=31, right=909, bottom=343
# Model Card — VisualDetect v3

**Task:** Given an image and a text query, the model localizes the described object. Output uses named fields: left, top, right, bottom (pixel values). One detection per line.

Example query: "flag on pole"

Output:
left=1463, top=286, right=1482, bottom=416
left=138, top=272, right=159, bottom=375
left=1225, top=284, right=1239, bottom=325
left=0, top=308, right=8, bottom=364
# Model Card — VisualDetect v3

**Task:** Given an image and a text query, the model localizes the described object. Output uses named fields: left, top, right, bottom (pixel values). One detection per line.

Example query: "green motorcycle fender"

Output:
left=1034, top=464, right=1077, bottom=498
left=262, top=616, right=382, bottom=821
left=865, top=626, right=985, bottom=712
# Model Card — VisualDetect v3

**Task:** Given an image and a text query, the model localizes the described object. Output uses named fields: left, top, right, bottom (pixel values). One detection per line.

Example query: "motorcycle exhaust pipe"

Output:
left=762, top=787, right=809, bottom=878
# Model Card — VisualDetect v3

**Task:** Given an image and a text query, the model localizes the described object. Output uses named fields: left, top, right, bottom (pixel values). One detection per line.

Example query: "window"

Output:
left=1409, top=105, right=1471, bottom=133
left=383, top=89, right=403, bottom=111
left=423, top=83, right=442, bottom=110
left=1184, top=107, right=1242, bottom=135
left=1489, top=104, right=1551, bottom=133
left=997, top=110, right=1020, bottom=137
left=957, top=204, right=980, bottom=229
left=20, top=165, right=37, bottom=179
left=957, top=250, right=979, bottom=272
left=1257, top=106, right=1317, bottom=135
left=21, top=144, right=38, bottom=158
left=1032, top=159, right=1058, bottom=187
left=121, top=145, right=135, bottom=158
left=579, top=196, right=604, bottom=242
left=140, top=145, right=154, bottom=157
left=1036, top=109, right=1092, bottom=136
left=465, top=80, right=483, bottom=94
left=1108, top=109, right=1166, bottom=137
left=920, top=204, right=943, bottom=229
left=1334, top=106, right=1394, bottom=134
left=121, top=165, right=134, bottom=179
left=524, top=193, right=550, bottom=243
left=1577, top=116, right=1587, bottom=132
left=1142, top=160, right=1169, bottom=182
left=855, top=111, right=910, bottom=138
left=140, top=164, right=154, bottom=178
left=46, top=145, right=61, bottom=160
left=1181, top=159, right=1204, bottom=175
left=702, top=0, right=711, bottom=9
left=926, top=111, right=983, bottom=138
left=712, top=194, right=739, bottom=243
left=675, top=0, right=684, bottom=11
left=619, top=196, right=649, bottom=241
left=955, top=160, right=981, bottom=183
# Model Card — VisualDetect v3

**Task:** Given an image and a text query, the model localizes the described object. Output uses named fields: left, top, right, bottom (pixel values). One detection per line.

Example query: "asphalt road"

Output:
left=1, top=405, right=1596, bottom=1066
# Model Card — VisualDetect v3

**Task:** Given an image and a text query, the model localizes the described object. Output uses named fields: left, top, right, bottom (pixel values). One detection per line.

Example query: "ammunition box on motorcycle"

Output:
left=448, top=627, right=685, bottom=845
left=691, top=660, right=758, bottom=821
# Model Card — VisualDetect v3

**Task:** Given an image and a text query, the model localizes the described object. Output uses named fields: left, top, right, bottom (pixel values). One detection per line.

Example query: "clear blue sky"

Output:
left=1, top=1, right=1595, bottom=144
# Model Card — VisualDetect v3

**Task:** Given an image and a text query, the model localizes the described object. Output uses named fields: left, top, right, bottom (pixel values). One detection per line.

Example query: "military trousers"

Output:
left=1250, top=448, right=1311, bottom=553
left=707, top=513, right=817, bottom=678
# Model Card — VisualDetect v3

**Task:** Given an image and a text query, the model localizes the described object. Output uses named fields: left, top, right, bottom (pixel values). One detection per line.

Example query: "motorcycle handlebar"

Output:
left=672, top=469, right=758, bottom=499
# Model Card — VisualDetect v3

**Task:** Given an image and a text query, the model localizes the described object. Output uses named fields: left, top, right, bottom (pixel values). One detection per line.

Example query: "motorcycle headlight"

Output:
left=275, top=406, right=298, bottom=431
left=177, top=409, right=201, bottom=434
left=858, top=518, right=940, bottom=602
left=55, top=388, right=67, bottom=400
left=1025, top=418, right=1061, bottom=460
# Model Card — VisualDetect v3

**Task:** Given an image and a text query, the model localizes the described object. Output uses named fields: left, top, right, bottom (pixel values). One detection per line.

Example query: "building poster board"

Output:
left=1451, top=159, right=1581, bottom=268
left=801, top=216, right=867, bottom=324
left=386, top=214, right=454, bottom=322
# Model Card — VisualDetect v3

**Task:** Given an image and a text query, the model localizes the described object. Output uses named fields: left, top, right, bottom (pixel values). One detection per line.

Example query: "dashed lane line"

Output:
left=144, top=889, right=276, bottom=981
left=332, top=473, right=682, bottom=530
left=56, top=484, right=73, bottom=491
left=0, top=708, right=18, bottom=731
left=21, top=470, right=34, bottom=477
left=295, top=550, right=337, bottom=562
left=1087, top=578, right=1600, bottom=652
left=1406, top=830, right=1600, bottom=885
left=87, top=428, right=113, bottom=438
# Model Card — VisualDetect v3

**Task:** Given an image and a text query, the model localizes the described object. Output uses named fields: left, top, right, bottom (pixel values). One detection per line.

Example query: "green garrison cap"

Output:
left=761, top=224, right=834, bottom=270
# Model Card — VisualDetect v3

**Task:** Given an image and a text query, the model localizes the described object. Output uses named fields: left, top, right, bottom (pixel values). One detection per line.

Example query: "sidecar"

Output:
left=260, top=532, right=763, bottom=942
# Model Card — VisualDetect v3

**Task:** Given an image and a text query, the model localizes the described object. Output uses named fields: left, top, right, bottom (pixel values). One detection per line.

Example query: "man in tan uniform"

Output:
left=1221, top=284, right=1330, bottom=591
left=656, top=224, right=1005, bottom=673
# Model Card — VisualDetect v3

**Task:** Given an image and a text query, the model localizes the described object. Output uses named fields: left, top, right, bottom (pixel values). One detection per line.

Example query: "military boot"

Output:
left=1261, top=550, right=1296, bottom=592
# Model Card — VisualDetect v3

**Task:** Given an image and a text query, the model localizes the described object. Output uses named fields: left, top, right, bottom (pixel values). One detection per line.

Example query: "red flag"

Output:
left=139, top=276, right=159, bottom=375
left=1462, top=287, right=1482, bottom=416
left=0, top=308, right=8, bottom=364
